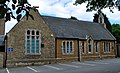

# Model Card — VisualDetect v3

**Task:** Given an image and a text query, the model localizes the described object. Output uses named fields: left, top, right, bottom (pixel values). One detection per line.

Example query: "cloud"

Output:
left=28, top=0, right=96, bottom=21
left=5, top=0, right=120, bottom=33
left=5, top=19, right=17, bottom=34
left=28, top=0, right=120, bottom=23
left=102, top=8, right=120, bottom=24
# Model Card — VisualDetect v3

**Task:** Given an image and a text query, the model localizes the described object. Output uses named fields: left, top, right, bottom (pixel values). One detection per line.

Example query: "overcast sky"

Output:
left=5, top=0, right=120, bottom=33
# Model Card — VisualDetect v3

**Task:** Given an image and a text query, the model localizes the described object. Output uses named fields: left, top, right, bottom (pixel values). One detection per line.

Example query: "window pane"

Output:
left=103, top=42, right=105, bottom=52
left=88, top=39, right=91, bottom=44
left=88, top=39, right=92, bottom=53
left=27, top=36, right=30, bottom=39
left=95, top=42, right=98, bottom=52
left=63, top=42, right=66, bottom=54
left=32, top=30, right=35, bottom=35
left=89, top=45, right=91, bottom=52
left=70, top=42, right=73, bottom=53
left=82, top=42, right=84, bottom=53
left=26, top=40, right=30, bottom=54
left=36, top=36, right=39, bottom=40
left=32, top=36, right=35, bottom=53
left=36, top=31, right=39, bottom=35
left=27, top=30, right=30, bottom=35
left=108, top=43, right=110, bottom=52
left=36, top=40, right=39, bottom=53
left=67, top=42, right=69, bottom=53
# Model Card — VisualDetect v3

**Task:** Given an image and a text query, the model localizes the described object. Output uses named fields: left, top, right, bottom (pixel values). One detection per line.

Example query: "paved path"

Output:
left=0, top=58, right=120, bottom=73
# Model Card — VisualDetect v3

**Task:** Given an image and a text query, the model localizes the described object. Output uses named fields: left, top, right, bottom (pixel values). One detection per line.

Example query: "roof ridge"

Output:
left=42, top=15, right=99, bottom=24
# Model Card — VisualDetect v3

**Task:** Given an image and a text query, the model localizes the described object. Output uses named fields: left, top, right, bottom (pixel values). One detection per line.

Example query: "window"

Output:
left=26, top=29, right=41, bottom=55
left=103, top=42, right=111, bottom=53
left=94, top=42, right=99, bottom=53
left=62, top=41, right=74, bottom=54
left=81, top=41, right=85, bottom=54
left=70, top=41, right=73, bottom=53
left=62, top=41, right=66, bottom=54
left=88, top=39, right=92, bottom=53
left=67, top=42, right=69, bottom=53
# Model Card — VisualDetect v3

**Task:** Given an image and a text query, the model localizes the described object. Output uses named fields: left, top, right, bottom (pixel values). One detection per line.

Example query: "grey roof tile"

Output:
left=42, top=16, right=116, bottom=40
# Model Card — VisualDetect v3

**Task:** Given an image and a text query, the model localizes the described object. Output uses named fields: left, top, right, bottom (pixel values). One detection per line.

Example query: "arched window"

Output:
left=62, top=41, right=74, bottom=54
left=88, top=39, right=92, bottom=53
left=26, top=29, right=41, bottom=55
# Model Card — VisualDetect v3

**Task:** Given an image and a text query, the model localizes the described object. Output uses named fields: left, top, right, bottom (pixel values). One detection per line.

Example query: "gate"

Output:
left=116, top=44, right=120, bottom=57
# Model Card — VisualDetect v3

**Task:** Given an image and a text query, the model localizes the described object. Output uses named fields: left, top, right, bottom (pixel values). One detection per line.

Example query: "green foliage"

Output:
left=0, top=0, right=35, bottom=22
left=112, top=24, right=120, bottom=43
left=74, top=0, right=115, bottom=12
left=93, top=12, right=112, bottom=32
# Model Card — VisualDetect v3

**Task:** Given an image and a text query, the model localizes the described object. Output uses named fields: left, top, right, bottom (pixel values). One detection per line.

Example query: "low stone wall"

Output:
left=6, top=58, right=56, bottom=68
left=0, top=53, right=3, bottom=68
left=81, top=56, right=101, bottom=62
left=56, top=57, right=78, bottom=63
left=5, top=55, right=116, bottom=68
left=6, top=57, right=78, bottom=68
left=81, top=55, right=115, bottom=62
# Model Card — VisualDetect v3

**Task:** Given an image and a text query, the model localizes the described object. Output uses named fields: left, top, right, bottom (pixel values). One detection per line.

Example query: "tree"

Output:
left=74, top=0, right=120, bottom=12
left=93, top=12, right=112, bottom=32
left=112, top=24, right=120, bottom=43
left=0, top=0, right=35, bottom=22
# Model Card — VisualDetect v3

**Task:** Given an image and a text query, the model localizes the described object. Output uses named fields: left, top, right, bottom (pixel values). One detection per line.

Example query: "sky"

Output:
left=5, top=0, right=120, bottom=33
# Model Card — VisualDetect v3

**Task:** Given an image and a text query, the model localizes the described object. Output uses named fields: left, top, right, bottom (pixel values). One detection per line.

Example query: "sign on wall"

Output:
left=7, top=48, right=13, bottom=52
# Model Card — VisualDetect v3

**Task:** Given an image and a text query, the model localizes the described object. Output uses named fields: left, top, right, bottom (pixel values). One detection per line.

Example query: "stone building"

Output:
left=0, top=18, right=5, bottom=68
left=0, top=9, right=116, bottom=68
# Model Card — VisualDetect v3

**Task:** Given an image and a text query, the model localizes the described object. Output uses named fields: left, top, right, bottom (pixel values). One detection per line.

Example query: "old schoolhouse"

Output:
left=0, top=9, right=116, bottom=68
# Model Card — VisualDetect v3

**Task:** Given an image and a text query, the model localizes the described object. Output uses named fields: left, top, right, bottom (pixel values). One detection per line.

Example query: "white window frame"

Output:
left=61, top=40, right=74, bottom=55
left=25, top=29, right=41, bottom=55
left=81, top=41, right=86, bottom=54
left=88, top=39, right=93, bottom=54
left=62, top=41, right=66, bottom=55
left=103, top=42, right=111, bottom=53
left=94, top=41, right=99, bottom=54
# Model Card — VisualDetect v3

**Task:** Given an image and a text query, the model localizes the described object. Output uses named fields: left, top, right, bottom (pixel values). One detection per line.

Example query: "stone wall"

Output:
left=6, top=58, right=56, bottom=68
left=6, top=9, right=55, bottom=67
left=55, top=39, right=78, bottom=61
left=0, top=53, right=3, bottom=68
left=80, top=41, right=116, bottom=61
left=116, top=44, right=120, bottom=57
left=0, top=19, right=5, bottom=35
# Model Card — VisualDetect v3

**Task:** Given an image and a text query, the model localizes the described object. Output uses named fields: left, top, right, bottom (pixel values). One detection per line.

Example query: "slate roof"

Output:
left=42, top=16, right=116, bottom=40
left=0, top=35, right=5, bottom=46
